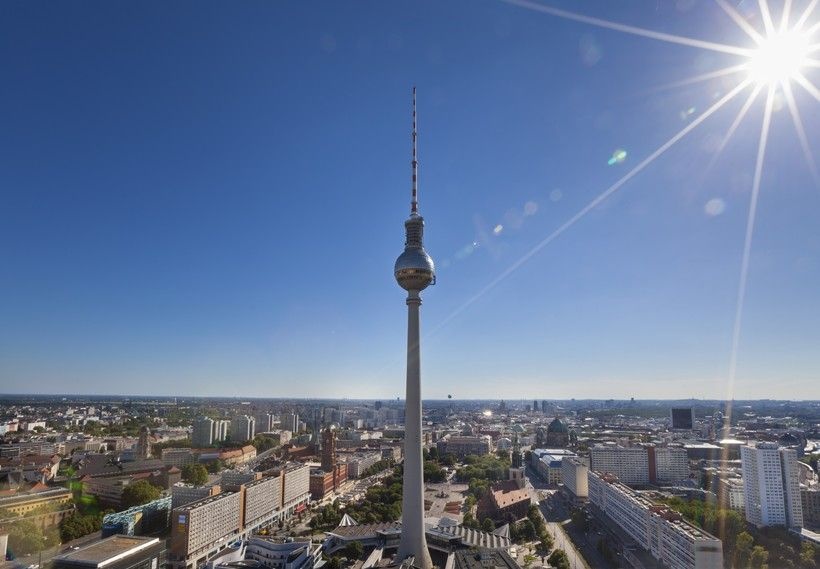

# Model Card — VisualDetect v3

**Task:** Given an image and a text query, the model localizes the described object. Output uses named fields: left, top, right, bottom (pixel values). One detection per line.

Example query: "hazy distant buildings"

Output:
left=741, top=442, right=803, bottom=529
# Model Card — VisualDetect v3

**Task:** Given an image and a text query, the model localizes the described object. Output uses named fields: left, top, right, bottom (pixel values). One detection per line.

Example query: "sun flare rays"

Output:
left=433, top=0, right=820, bottom=401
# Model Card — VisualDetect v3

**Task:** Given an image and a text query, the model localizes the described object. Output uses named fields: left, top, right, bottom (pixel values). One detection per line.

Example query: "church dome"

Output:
left=547, top=418, right=568, bottom=433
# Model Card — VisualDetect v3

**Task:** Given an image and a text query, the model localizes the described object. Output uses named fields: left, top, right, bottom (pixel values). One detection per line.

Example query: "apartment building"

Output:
left=588, top=471, right=723, bottom=569
left=171, top=492, right=244, bottom=569
left=591, top=446, right=650, bottom=486
left=741, top=442, right=803, bottom=529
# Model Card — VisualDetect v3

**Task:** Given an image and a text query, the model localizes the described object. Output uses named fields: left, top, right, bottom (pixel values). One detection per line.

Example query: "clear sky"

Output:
left=1, top=1, right=818, bottom=400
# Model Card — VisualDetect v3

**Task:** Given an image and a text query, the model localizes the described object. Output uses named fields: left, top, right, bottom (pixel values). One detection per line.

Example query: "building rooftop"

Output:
left=57, top=535, right=160, bottom=567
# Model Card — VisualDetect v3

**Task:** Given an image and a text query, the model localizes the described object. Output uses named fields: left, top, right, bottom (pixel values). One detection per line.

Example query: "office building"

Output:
left=671, top=408, right=695, bottom=430
left=436, top=435, right=492, bottom=460
left=193, top=417, right=215, bottom=447
left=588, top=471, right=722, bottom=569
left=741, top=442, right=803, bottom=529
left=562, top=457, right=589, bottom=499
left=531, top=449, right=577, bottom=485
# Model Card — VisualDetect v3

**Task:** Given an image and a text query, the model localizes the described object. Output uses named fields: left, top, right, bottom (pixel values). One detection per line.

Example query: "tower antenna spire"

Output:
left=411, top=86, right=418, bottom=215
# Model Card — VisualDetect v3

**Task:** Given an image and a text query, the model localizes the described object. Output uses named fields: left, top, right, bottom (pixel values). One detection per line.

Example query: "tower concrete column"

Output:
left=398, top=290, right=432, bottom=568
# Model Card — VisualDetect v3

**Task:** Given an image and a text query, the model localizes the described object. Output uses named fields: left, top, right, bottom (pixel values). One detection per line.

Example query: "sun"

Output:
left=746, top=29, right=812, bottom=85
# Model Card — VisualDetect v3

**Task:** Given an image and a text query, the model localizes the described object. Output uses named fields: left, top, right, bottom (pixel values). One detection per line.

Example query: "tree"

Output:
left=750, top=545, right=769, bottom=569
left=548, top=549, right=571, bottom=569
left=344, top=540, right=364, bottom=560
left=4, top=519, right=57, bottom=556
left=423, top=461, right=446, bottom=482
left=181, top=463, right=208, bottom=486
left=60, top=512, right=104, bottom=541
left=120, top=479, right=161, bottom=508
left=734, top=532, right=754, bottom=569
left=326, top=556, right=342, bottom=569
left=516, top=519, right=536, bottom=542
left=800, top=542, right=817, bottom=568
left=482, top=517, right=495, bottom=532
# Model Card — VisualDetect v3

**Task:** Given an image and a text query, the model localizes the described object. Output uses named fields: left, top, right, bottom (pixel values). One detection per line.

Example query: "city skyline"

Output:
left=2, top=1, right=819, bottom=400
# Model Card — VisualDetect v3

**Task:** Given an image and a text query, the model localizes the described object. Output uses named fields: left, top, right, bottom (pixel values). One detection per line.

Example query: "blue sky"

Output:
left=1, top=1, right=818, bottom=399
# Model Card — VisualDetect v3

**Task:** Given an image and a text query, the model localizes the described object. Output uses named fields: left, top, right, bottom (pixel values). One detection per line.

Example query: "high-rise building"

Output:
left=281, top=413, right=299, bottom=433
left=671, top=408, right=695, bottom=430
left=192, top=417, right=214, bottom=447
left=532, top=400, right=539, bottom=412
left=254, top=413, right=274, bottom=433
left=393, top=87, right=434, bottom=569
left=230, top=415, right=255, bottom=443
left=213, top=420, right=230, bottom=442
left=321, top=427, right=336, bottom=472
left=741, top=442, right=803, bottom=529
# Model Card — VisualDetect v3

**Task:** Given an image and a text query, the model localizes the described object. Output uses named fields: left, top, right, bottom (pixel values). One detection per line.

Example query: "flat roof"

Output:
left=57, top=536, right=160, bottom=567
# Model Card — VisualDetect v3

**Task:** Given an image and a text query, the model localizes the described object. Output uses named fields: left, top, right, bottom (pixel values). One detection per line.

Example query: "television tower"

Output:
left=394, top=87, right=434, bottom=569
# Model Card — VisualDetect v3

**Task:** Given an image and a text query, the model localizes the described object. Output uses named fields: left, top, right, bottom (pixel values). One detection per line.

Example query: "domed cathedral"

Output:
left=545, top=417, right=569, bottom=448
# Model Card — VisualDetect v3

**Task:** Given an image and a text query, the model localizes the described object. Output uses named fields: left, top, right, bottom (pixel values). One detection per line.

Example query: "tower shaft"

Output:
left=398, top=290, right=433, bottom=568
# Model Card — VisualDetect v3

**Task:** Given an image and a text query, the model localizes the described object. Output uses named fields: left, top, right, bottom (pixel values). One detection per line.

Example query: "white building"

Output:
left=590, top=446, right=649, bottom=486
left=213, top=420, right=230, bottom=442
left=741, top=442, right=803, bottom=529
left=243, top=536, right=320, bottom=569
left=562, top=457, right=589, bottom=499
left=588, top=471, right=723, bottom=569
left=231, top=416, right=256, bottom=443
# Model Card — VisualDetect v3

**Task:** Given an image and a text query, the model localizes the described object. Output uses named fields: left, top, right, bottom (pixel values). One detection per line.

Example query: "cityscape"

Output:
left=2, top=1, right=820, bottom=569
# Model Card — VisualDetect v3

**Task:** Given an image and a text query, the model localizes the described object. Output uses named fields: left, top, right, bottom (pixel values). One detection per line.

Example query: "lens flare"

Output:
left=746, top=30, right=812, bottom=84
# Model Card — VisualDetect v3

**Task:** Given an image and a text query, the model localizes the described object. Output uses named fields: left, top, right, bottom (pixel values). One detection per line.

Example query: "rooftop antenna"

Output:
left=411, top=86, right=418, bottom=215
